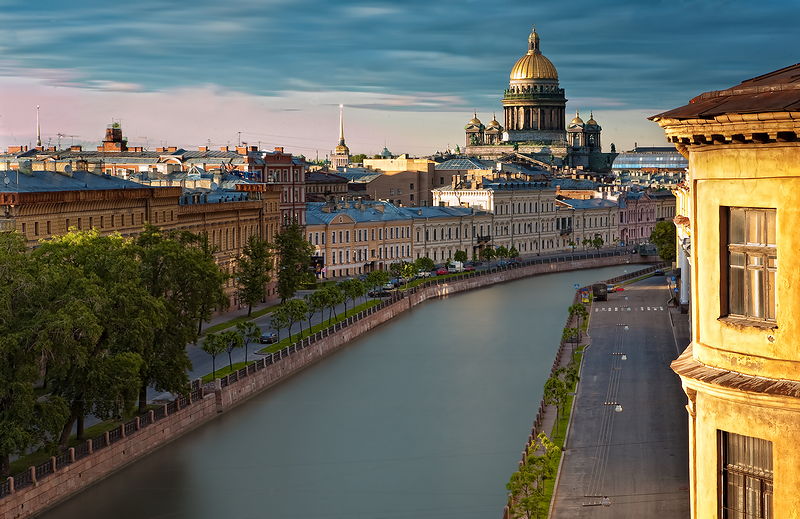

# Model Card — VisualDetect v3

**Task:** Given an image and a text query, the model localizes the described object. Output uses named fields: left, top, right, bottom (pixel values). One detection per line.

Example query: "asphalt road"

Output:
left=551, top=275, right=689, bottom=518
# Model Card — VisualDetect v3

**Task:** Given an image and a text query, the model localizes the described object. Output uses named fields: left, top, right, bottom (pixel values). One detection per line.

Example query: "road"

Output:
left=550, top=275, right=689, bottom=518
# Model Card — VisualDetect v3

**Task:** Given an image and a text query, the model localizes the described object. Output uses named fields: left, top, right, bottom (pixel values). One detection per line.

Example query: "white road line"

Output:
left=660, top=306, right=664, bottom=311
left=640, top=307, right=644, bottom=311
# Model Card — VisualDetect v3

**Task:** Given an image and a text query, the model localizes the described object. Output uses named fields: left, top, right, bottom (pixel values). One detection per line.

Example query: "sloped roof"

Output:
left=0, top=169, right=154, bottom=193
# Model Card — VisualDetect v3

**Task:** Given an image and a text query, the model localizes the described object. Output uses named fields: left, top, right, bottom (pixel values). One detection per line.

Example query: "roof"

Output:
left=557, top=198, right=618, bottom=210
left=652, top=63, right=800, bottom=120
left=612, top=150, right=688, bottom=170
left=398, top=206, right=482, bottom=219
left=305, top=171, right=349, bottom=184
left=549, top=178, right=600, bottom=190
left=306, top=201, right=410, bottom=225
left=435, top=157, right=490, bottom=171
left=0, top=169, right=154, bottom=193
left=335, top=168, right=383, bottom=183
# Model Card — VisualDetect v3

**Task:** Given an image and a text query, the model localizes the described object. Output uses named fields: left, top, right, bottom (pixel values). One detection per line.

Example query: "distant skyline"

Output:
left=0, top=0, right=797, bottom=157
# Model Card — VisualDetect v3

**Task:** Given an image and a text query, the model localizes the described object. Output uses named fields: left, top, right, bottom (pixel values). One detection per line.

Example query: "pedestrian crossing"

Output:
left=594, top=306, right=664, bottom=312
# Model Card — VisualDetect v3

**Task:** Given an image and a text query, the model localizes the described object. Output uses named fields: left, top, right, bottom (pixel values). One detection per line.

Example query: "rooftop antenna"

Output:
left=36, top=105, right=42, bottom=147
left=237, top=131, right=242, bottom=146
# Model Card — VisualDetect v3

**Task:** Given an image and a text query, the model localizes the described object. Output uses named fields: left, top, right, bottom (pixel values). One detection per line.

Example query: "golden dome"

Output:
left=570, top=111, right=584, bottom=126
left=509, top=28, right=558, bottom=81
left=586, top=111, right=598, bottom=126
left=465, top=112, right=484, bottom=129
left=487, top=114, right=501, bottom=128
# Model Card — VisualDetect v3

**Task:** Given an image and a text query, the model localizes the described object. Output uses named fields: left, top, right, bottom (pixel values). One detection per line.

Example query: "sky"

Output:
left=0, top=0, right=797, bottom=157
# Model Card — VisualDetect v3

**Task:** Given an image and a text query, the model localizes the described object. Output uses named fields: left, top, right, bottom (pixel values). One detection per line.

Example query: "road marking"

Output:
left=614, top=307, right=618, bottom=311
left=641, top=307, right=644, bottom=311
left=660, top=306, right=664, bottom=311
left=647, top=307, right=651, bottom=311
left=595, top=308, right=599, bottom=312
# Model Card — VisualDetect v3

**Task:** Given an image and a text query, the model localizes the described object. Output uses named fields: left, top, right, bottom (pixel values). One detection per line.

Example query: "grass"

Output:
left=201, top=302, right=281, bottom=336
left=201, top=361, right=253, bottom=383
left=7, top=405, right=159, bottom=475
left=257, top=299, right=381, bottom=355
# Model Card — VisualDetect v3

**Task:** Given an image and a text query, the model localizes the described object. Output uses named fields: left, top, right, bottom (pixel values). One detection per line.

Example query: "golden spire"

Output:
left=528, top=25, right=540, bottom=54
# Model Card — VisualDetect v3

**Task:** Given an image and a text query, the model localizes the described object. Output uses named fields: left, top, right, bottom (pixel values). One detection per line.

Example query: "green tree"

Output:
left=220, top=330, right=244, bottom=372
left=269, top=305, right=289, bottom=342
left=340, top=278, right=365, bottom=312
left=0, top=233, right=69, bottom=472
left=415, top=256, right=434, bottom=273
left=453, top=250, right=468, bottom=263
left=389, top=261, right=405, bottom=279
left=568, top=240, right=577, bottom=251
left=495, top=245, right=509, bottom=260
left=366, top=269, right=390, bottom=292
left=273, top=223, right=315, bottom=302
left=480, top=247, right=495, bottom=264
left=284, top=298, right=308, bottom=342
left=350, top=153, right=367, bottom=164
left=506, top=433, right=560, bottom=519
left=591, top=235, right=604, bottom=250
left=235, top=321, right=261, bottom=364
left=561, top=327, right=579, bottom=352
left=235, top=234, right=272, bottom=316
left=650, top=220, right=677, bottom=262
left=35, top=230, right=157, bottom=442
left=568, top=303, right=589, bottom=340
left=582, top=237, right=591, bottom=249
left=508, top=246, right=519, bottom=259
left=305, top=292, right=323, bottom=332
left=201, top=333, right=227, bottom=380
left=134, top=225, right=227, bottom=412
left=400, top=262, right=418, bottom=286
left=322, top=284, right=345, bottom=324
left=543, top=375, right=568, bottom=423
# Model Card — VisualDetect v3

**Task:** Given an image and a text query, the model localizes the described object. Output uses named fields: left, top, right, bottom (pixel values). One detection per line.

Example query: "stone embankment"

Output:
left=1, top=250, right=655, bottom=519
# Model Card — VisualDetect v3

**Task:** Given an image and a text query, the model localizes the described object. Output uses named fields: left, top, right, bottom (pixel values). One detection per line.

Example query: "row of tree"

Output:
left=0, top=226, right=228, bottom=474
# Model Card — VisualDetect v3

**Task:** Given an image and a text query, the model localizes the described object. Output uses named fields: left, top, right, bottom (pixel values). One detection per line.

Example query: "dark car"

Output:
left=259, top=332, right=278, bottom=344
left=368, top=289, right=392, bottom=298
left=653, top=269, right=665, bottom=276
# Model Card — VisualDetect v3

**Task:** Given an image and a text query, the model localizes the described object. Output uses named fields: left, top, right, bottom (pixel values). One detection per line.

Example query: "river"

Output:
left=40, top=264, right=636, bottom=519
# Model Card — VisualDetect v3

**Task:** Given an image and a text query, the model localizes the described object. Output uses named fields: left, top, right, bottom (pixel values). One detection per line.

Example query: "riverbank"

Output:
left=1, top=253, right=655, bottom=519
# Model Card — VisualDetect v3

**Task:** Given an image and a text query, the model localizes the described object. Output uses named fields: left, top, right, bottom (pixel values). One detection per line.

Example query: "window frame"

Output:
left=718, top=430, right=773, bottom=519
left=720, top=207, right=777, bottom=327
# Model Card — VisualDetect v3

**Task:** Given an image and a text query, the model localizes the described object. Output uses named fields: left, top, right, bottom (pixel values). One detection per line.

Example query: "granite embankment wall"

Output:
left=1, top=251, right=655, bottom=519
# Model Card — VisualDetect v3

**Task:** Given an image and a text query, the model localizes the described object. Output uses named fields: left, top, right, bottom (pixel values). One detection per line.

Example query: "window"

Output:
left=720, top=431, right=772, bottom=519
left=726, top=208, right=776, bottom=321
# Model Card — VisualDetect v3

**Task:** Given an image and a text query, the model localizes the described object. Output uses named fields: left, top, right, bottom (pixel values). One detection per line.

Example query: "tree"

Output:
left=506, top=433, right=560, bottom=519
left=305, top=293, right=323, bottom=332
left=0, top=232, right=69, bottom=472
left=269, top=305, right=289, bottom=342
left=480, top=247, right=495, bottom=264
left=582, top=237, right=592, bottom=249
left=235, top=321, right=261, bottom=364
left=284, top=298, right=308, bottom=342
left=366, top=269, right=390, bottom=293
left=508, top=246, right=519, bottom=259
left=453, top=250, right=468, bottom=263
left=591, top=236, right=604, bottom=250
left=35, top=230, right=156, bottom=441
left=496, top=245, right=509, bottom=260
left=400, top=262, right=418, bottom=286
left=415, top=256, right=434, bottom=273
left=568, top=303, right=589, bottom=341
left=389, top=261, right=405, bottom=280
left=543, top=376, right=568, bottom=423
left=201, top=333, right=227, bottom=380
left=340, top=278, right=365, bottom=313
left=235, top=234, right=273, bottom=316
left=322, top=284, right=345, bottom=324
left=561, top=327, right=579, bottom=351
left=350, top=153, right=367, bottom=164
left=134, top=225, right=227, bottom=412
left=650, top=221, right=677, bottom=262
left=273, top=223, right=315, bottom=302
left=220, top=330, right=244, bottom=372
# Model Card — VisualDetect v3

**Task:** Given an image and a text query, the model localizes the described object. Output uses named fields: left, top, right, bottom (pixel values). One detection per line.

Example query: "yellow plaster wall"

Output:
left=690, top=142, right=800, bottom=380
left=691, top=385, right=800, bottom=519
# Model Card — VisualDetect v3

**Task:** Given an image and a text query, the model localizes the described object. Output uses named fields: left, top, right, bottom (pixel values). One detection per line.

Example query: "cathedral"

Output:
left=464, top=27, right=615, bottom=171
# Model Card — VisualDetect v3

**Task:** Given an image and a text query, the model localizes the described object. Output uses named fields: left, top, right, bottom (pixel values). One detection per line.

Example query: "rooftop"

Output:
left=0, top=169, right=151, bottom=193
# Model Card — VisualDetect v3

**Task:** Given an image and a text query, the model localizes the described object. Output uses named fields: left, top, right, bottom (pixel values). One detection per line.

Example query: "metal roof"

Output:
left=0, top=169, right=154, bottom=193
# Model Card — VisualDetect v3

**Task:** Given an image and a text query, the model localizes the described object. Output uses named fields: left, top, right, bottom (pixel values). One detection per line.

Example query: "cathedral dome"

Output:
left=509, top=28, right=558, bottom=81
left=465, top=112, right=485, bottom=130
left=586, top=112, right=599, bottom=127
left=569, top=111, right=584, bottom=127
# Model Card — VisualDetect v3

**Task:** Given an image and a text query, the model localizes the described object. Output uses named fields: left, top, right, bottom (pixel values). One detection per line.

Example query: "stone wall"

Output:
left=1, top=252, right=653, bottom=519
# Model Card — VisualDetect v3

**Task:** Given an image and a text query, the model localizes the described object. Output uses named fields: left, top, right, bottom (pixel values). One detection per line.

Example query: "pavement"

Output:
left=550, top=275, right=690, bottom=518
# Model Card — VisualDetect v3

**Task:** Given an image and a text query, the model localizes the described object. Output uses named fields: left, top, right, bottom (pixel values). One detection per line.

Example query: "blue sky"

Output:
left=0, top=0, right=797, bottom=155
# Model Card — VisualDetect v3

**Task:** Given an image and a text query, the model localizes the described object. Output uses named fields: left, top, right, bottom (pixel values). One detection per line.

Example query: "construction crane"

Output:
left=56, top=133, right=78, bottom=149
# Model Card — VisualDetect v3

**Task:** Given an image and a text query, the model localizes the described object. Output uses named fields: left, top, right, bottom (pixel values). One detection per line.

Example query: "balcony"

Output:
left=0, top=219, right=14, bottom=232
left=559, top=227, right=573, bottom=236
left=476, top=235, right=492, bottom=244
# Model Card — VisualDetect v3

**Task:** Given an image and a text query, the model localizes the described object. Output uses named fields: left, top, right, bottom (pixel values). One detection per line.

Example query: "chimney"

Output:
left=219, top=146, right=229, bottom=152
left=249, top=145, right=258, bottom=152
left=70, top=145, right=82, bottom=152
left=274, top=146, right=284, bottom=153
left=236, top=146, right=248, bottom=155
left=198, top=146, right=208, bottom=152
left=167, top=146, right=178, bottom=153
left=156, top=147, right=166, bottom=153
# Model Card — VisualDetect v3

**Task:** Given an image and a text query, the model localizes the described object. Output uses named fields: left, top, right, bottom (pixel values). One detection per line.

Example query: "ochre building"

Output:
left=652, top=63, right=800, bottom=519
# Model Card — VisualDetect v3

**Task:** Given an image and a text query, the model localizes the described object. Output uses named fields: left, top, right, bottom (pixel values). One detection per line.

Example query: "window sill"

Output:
left=718, top=316, right=777, bottom=331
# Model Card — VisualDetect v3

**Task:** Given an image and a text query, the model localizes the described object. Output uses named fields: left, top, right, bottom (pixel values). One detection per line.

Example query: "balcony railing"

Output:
left=0, top=219, right=15, bottom=232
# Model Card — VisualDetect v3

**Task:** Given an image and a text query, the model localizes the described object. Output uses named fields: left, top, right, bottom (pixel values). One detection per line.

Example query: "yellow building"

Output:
left=651, top=64, right=800, bottom=519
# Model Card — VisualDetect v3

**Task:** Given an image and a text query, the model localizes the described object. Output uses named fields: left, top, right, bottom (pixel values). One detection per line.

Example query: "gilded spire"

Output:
left=36, top=105, right=42, bottom=147
left=528, top=26, right=540, bottom=54
left=338, top=104, right=346, bottom=146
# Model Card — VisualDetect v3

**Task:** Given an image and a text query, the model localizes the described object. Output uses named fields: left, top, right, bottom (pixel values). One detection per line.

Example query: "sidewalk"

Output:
left=668, top=304, right=691, bottom=355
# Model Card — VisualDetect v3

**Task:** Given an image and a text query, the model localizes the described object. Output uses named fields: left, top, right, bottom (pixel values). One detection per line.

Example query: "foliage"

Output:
left=591, top=236, right=604, bottom=250
left=235, top=321, right=261, bottom=365
left=339, top=278, right=365, bottom=313
left=480, top=247, right=495, bottom=262
left=508, top=246, right=519, bottom=259
left=543, top=376, right=568, bottom=423
left=389, top=261, right=405, bottom=279
left=201, top=333, right=227, bottom=380
left=269, top=305, right=289, bottom=342
left=235, top=234, right=272, bottom=316
left=415, top=256, right=435, bottom=273
left=219, top=330, right=244, bottom=373
left=350, top=153, right=367, bottom=164
left=453, top=250, right=468, bottom=263
left=506, top=433, right=560, bottom=519
left=495, top=245, right=508, bottom=259
left=273, top=223, right=315, bottom=302
left=650, top=221, right=677, bottom=262
left=365, top=269, right=390, bottom=291
left=321, top=284, right=345, bottom=324
left=283, top=298, right=308, bottom=342
left=401, top=262, right=417, bottom=284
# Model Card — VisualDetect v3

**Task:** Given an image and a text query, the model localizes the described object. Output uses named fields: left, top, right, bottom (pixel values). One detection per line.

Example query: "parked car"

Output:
left=368, top=289, right=392, bottom=298
left=653, top=269, right=665, bottom=276
left=382, top=282, right=395, bottom=290
left=497, top=260, right=508, bottom=267
left=259, top=332, right=278, bottom=344
left=417, top=270, right=432, bottom=278
left=436, top=267, right=449, bottom=275
left=464, top=265, right=476, bottom=272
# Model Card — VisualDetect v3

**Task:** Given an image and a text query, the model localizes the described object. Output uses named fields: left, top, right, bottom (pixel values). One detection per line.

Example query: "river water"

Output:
left=40, top=265, right=635, bottom=519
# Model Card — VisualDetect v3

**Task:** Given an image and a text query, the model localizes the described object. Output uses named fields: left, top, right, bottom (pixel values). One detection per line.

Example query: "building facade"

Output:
left=652, top=63, right=800, bottom=519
